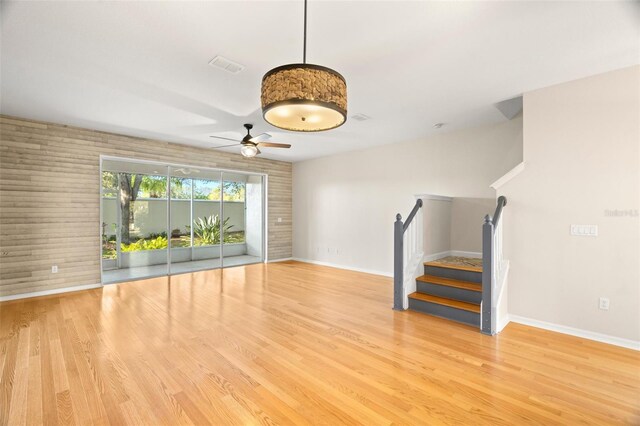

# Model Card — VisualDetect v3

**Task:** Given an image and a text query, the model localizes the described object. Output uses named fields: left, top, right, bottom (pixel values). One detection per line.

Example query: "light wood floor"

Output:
left=1, top=261, right=639, bottom=425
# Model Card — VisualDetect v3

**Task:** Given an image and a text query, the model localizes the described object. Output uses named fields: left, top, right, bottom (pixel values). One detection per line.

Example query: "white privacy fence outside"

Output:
left=102, top=198, right=245, bottom=238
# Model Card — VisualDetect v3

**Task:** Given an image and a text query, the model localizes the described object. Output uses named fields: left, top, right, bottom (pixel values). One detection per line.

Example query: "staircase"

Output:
left=393, top=196, right=507, bottom=334
left=408, top=256, right=482, bottom=327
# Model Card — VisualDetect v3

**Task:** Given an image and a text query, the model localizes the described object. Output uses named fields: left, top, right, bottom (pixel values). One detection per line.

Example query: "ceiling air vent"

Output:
left=351, top=113, right=371, bottom=122
left=208, top=55, right=245, bottom=74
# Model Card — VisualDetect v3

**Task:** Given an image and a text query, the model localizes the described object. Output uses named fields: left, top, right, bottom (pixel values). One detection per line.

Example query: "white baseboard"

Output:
left=508, top=315, right=640, bottom=351
left=424, top=250, right=482, bottom=262
left=497, top=315, right=511, bottom=333
left=423, top=251, right=451, bottom=262
left=0, top=283, right=103, bottom=302
left=450, top=250, right=482, bottom=259
left=267, top=257, right=293, bottom=263
left=291, top=258, right=392, bottom=277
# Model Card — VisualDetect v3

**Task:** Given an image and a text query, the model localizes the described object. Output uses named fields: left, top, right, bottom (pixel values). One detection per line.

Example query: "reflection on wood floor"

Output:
left=1, top=261, right=638, bottom=424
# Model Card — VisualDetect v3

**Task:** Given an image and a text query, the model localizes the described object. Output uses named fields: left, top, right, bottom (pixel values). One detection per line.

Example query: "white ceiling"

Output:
left=1, top=1, right=638, bottom=162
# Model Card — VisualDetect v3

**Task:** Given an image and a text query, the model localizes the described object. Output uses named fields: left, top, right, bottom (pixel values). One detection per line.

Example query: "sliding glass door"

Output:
left=101, top=158, right=265, bottom=284
left=101, top=160, right=169, bottom=282
left=169, top=167, right=225, bottom=273
left=168, top=169, right=197, bottom=273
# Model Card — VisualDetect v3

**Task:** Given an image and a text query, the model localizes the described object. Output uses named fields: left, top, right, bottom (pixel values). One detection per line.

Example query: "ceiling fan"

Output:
left=210, top=123, right=291, bottom=157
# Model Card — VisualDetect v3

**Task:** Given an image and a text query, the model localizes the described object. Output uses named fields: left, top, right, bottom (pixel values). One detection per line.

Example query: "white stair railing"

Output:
left=402, top=209, right=424, bottom=309
left=481, top=196, right=507, bottom=335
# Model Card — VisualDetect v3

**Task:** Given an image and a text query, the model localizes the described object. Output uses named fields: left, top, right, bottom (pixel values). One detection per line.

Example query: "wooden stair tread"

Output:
left=425, top=257, right=482, bottom=273
left=408, top=293, right=480, bottom=313
left=417, top=275, right=481, bottom=292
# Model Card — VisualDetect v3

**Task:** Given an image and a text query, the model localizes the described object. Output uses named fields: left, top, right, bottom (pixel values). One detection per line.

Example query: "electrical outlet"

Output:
left=277, top=217, right=282, bottom=223
left=599, top=297, right=609, bottom=310
left=51, top=265, right=58, bottom=273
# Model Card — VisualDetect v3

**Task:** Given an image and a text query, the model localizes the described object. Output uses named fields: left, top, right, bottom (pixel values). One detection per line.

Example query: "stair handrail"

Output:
left=393, top=199, right=424, bottom=310
left=481, top=195, right=507, bottom=335
left=491, top=195, right=507, bottom=226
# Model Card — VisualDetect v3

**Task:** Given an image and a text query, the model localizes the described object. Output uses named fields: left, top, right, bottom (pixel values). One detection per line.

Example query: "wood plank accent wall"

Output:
left=0, top=115, right=292, bottom=297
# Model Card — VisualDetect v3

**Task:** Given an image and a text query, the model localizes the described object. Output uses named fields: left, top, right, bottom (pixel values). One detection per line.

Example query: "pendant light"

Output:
left=261, top=0, right=347, bottom=132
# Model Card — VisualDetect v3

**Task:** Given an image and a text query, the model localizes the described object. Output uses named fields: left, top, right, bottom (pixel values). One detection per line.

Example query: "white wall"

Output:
left=293, top=117, right=523, bottom=275
left=500, top=66, right=640, bottom=342
left=450, top=198, right=496, bottom=253
left=422, top=199, right=452, bottom=257
left=245, top=175, right=264, bottom=257
left=421, top=197, right=495, bottom=257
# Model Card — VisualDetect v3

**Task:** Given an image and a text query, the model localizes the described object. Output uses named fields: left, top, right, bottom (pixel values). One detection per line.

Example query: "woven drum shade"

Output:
left=261, top=64, right=347, bottom=132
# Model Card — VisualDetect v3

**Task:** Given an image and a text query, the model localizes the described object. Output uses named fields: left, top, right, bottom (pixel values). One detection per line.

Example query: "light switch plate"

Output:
left=571, top=224, right=598, bottom=237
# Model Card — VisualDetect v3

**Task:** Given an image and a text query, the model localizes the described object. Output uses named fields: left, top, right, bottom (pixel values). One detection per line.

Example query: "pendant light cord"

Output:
left=303, top=0, right=307, bottom=64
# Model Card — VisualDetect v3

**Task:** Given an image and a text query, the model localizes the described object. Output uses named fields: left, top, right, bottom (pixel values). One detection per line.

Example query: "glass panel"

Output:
left=101, top=171, right=118, bottom=270
left=124, top=173, right=167, bottom=245
left=170, top=176, right=192, bottom=249
left=101, top=160, right=169, bottom=283
left=193, top=178, right=222, bottom=247
left=223, top=179, right=246, bottom=244
left=168, top=173, right=192, bottom=275
left=168, top=169, right=223, bottom=274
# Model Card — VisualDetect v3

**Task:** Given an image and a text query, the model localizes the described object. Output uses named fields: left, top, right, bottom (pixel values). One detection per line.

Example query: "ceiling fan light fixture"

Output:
left=240, top=144, right=259, bottom=158
left=210, top=124, right=290, bottom=156
left=261, top=0, right=347, bottom=132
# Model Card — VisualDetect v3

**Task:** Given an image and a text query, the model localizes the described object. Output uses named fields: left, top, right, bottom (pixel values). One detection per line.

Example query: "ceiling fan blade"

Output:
left=210, top=143, right=241, bottom=149
left=210, top=135, right=242, bottom=143
left=256, top=142, right=291, bottom=149
left=256, top=147, right=262, bottom=155
left=250, top=132, right=272, bottom=142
